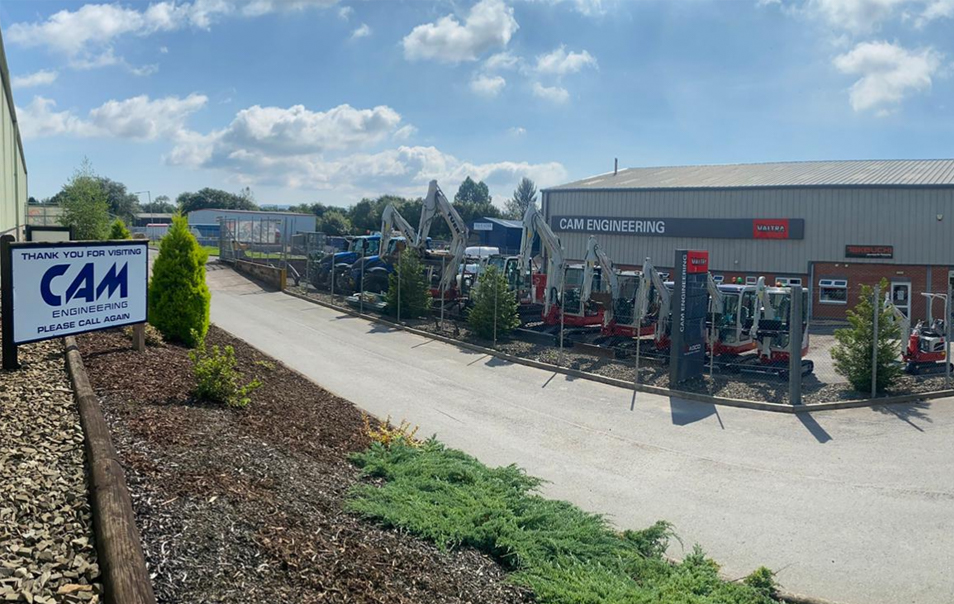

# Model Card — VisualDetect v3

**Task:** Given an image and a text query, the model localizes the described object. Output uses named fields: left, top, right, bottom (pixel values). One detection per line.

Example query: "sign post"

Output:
left=1, top=235, right=18, bottom=370
left=669, top=249, right=709, bottom=386
left=2, top=240, right=149, bottom=369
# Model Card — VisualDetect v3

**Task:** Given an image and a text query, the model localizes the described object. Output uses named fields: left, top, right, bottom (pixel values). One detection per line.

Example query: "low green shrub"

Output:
left=109, top=218, right=131, bottom=239
left=467, top=265, right=520, bottom=340
left=348, top=440, right=777, bottom=604
left=189, top=341, right=261, bottom=408
left=149, top=214, right=211, bottom=347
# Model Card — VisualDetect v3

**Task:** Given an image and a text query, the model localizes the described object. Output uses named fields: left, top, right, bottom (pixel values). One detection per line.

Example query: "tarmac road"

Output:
left=207, top=264, right=954, bottom=604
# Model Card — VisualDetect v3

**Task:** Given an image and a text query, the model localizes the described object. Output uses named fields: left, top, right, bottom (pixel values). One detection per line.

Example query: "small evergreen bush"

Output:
left=385, top=248, right=430, bottom=319
left=467, top=265, right=520, bottom=340
left=189, top=341, right=261, bottom=408
left=148, top=215, right=211, bottom=347
left=831, top=278, right=902, bottom=394
left=109, top=218, right=131, bottom=239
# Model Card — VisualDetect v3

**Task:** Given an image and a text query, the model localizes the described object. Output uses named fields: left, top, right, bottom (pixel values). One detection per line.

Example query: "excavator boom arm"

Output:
left=380, top=204, right=418, bottom=257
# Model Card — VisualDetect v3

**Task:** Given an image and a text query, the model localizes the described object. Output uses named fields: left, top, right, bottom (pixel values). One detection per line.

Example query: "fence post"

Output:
left=559, top=266, right=566, bottom=350
left=359, top=253, right=365, bottom=316
left=494, top=274, right=498, bottom=345
left=397, top=258, right=402, bottom=324
left=788, top=285, right=803, bottom=405
left=871, top=284, right=880, bottom=396
left=440, top=255, right=445, bottom=330
left=944, top=277, right=954, bottom=388
left=709, top=299, right=715, bottom=380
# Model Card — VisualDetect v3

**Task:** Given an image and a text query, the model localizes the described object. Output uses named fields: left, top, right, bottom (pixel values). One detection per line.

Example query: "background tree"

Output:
left=503, top=177, right=537, bottom=219
left=467, top=265, right=520, bottom=340
left=177, top=188, right=258, bottom=214
left=58, top=159, right=111, bottom=240
left=453, top=176, right=500, bottom=225
left=317, top=210, right=352, bottom=236
left=149, top=214, right=211, bottom=347
left=109, top=218, right=131, bottom=239
left=385, top=248, right=431, bottom=319
left=141, top=195, right=176, bottom=213
left=831, top=278, right=902, bottom=394
left=96, top=177, right=141, bottom=224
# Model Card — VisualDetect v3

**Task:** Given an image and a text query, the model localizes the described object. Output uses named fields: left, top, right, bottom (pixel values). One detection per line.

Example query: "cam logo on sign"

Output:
left=7, top=241, right=148, bottom=344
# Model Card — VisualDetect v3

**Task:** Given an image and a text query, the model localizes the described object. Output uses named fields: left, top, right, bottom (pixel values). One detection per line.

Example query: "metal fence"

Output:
left=282, top=256, right=954, bottom=406
left=218, top=216, right=313, bottom=281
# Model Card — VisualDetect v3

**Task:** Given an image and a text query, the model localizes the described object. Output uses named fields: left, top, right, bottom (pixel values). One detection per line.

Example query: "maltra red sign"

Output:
left=686, top=250, right=709, bottom=274
left=752, top=219, right=791, bottom=240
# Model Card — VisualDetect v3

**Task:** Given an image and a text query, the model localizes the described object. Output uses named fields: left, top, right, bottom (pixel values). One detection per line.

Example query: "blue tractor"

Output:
left=309, top=235, right=381, bottom=292
left=348, top=236, right=434, bottom=294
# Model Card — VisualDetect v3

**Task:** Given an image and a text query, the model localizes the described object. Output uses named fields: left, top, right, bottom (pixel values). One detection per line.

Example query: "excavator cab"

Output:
left=710, top=285, right=757, bottom=355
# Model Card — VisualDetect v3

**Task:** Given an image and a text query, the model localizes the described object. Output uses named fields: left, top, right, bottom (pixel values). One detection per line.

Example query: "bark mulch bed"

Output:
left=77, top=326, right=533, bottom=604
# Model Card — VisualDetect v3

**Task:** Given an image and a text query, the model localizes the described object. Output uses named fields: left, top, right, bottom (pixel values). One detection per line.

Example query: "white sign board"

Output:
left=11, top=241, right=148, bottom=344
left=473, top=222, right=494, bottom=231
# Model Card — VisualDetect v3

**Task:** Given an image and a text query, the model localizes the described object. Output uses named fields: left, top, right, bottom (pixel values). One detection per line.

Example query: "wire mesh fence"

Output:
left=281, top=255, right=954, bottom=406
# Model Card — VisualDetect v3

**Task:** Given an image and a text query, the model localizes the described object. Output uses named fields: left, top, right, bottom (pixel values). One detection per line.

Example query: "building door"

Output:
left=891, top=281, right=912, bottom=317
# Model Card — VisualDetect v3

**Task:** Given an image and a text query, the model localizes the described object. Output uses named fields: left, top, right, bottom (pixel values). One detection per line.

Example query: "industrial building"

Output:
left=0, top=29, right=28, bottom=239
left=542, top=160, right=954, bottom=322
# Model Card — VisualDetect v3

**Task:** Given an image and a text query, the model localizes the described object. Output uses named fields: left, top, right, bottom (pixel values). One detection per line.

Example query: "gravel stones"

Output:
left=0, top=338, right=101, bottom=603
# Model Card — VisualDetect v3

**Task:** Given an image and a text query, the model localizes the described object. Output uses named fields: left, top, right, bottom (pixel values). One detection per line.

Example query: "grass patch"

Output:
left=349, top=440, right=778, bottom=604
left=200, top=245, right=220, bottom=257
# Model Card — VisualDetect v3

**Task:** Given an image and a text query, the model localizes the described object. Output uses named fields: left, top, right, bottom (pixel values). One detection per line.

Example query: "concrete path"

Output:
left=207, top=265, right=954, bottom=604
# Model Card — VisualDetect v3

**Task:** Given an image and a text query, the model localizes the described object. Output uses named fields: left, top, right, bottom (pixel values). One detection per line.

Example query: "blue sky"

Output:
left=2, top=0, right=952, bottom=207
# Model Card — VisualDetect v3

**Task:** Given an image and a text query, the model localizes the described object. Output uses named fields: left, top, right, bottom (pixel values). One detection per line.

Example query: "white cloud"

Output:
left=483, top=51, right=521, bottom=71
left=809, top=0, right=909, bottom=32
left=535, top=45, right=598, bottom=76
left=17, top=93, right=208, bottom=140
left=11, top=70, right=59, bottom=89
left=338, top=5, right=354, bottom=19
left=918, top=0, right=954, bottom=24
left=160, top=46, right=170, bottom=54
left=508, top=126, right=527, bottom=136
left=833, top=41, right=941, bottom=113
left=167, top=100, right=565, bottom=201
left=532, top=82, right=570, bottom=103
left=7, top=0, right=338, bottom=68
left=522, top=0, right=606, bottom=16
left=470, top=74, right=507, bottom=97
left=402, top=0, right=518, bottom=63
left=351, top=23, right=371, bottom=39
left=169, top=103, right=404, bottom=169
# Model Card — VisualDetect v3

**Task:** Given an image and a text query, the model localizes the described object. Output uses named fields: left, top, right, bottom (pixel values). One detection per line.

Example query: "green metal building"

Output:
left=0, top=28, right=27, bottom=239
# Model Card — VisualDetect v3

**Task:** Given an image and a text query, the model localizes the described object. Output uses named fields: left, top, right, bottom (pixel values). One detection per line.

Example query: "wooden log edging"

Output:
left=283, top=289, right=953, bottom=414
left=63, top=336, right=157, bottom=604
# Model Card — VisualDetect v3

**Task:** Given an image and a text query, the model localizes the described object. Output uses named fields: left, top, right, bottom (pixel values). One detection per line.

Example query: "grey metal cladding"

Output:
left=547, top=160, right=954, bottom=191
left=542, top=187, right=954, bottom=274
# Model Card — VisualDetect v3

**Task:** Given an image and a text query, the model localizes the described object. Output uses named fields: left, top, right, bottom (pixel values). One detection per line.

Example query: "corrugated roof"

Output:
left=481, top=217, right=522, bottom=228
left=547, top=160, right=954, bottom=191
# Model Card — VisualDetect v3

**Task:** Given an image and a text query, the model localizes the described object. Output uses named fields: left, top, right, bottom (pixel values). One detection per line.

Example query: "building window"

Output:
left=745, top=276, right=757, bottom=285
left=818, top=279, right=848, bottom=304
left=777, top=277, right=802, bottom=286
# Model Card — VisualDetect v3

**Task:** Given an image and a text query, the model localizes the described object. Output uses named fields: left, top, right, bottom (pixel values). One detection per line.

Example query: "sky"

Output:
left=1, top=0, right=952, bottom=209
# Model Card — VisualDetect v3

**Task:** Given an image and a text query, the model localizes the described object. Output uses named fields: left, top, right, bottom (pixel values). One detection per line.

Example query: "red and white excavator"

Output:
left=518, top=206, right=604, bottom=330
left=580, top=236, right=653, bottom=342
left=885, top=292, right=952, bottom=375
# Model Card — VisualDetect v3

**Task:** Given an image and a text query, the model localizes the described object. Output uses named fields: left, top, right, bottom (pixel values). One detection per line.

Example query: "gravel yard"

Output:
left=0, top=338, right=101, bottom=604
left=289, top=284, right=953, bottom=405
left=77, top=326, right=532, bottom=604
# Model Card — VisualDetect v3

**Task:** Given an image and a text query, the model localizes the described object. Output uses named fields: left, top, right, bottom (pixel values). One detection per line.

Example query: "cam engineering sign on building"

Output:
left=550, top=216, right=805, bottom=240
left=9, top=240, right=148, bottom=344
